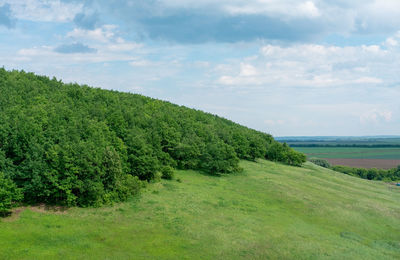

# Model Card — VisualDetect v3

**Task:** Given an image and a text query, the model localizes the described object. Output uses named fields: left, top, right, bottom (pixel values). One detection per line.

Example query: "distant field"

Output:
left=277, top=136, right=400, bottom=147
left=324, top=158, right=400, bottom=169
left=1, top=160, right=400, bottom=259
left=278, top=137, right=400, bottom=169
left=294, top=147, right=400, bottom=160
left=292, top=147, right=400, bottom=169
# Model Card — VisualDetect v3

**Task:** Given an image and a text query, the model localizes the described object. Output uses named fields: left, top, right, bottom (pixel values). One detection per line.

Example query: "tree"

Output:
left=200, top=141, right=240, bottom=174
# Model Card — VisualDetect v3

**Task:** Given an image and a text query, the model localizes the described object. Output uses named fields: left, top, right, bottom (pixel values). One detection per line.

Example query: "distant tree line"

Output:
left=0, top=69, right=306, bottom=213
left=309, top=158, right=400, bottom=181
left=330, top=165, right=400, bottom=181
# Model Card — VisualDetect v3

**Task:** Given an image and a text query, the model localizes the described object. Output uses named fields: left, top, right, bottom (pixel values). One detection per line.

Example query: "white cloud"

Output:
left=221, top=0, right=321, bottom=19
left=107, top=41, right=142, bottom=51
left=129, top=60, right=156, bottom=67
left=239, top=63, right=258, bottom=77
left=385, top=31, right=400, bottom=48
left=298, top=1, right=320, bottom=18
left=386, top=38, right=398, bottom=47
left=67, top=25, right=117, bottom=43
left=65, top=25, right=142, bottom=53
left=360, top=109, right=393, bottom=124
left=353, top=77, right=383, bottom=84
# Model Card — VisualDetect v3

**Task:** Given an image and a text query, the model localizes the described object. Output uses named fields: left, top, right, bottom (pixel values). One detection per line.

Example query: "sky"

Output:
left=1, top=0, right=400, bottom=137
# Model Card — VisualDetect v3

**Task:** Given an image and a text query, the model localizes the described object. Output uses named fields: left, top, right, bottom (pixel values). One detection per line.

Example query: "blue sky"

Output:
left=1, top=0, right=400, bottom=136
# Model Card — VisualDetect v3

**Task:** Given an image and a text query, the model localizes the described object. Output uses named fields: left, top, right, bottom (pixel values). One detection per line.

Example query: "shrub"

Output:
left=309, top=158, right=331, bottom=168
left=161, top=166, right=175, bottom=180
left=152, top=171, right=163, bottom=183
left=0, top=172, right=23, bottom=215
left=286, top=150, right=307, bottom=166
left=265, top=142, right=306, bottom=166
left=113, top=175, right=143, bottom=202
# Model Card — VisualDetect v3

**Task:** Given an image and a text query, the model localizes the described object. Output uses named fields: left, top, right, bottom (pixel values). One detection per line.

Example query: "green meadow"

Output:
left=1, top=159, right=400, bottom=259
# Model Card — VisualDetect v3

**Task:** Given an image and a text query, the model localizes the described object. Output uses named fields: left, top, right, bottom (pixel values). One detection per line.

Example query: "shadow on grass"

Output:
left=0, top=211, right=12, bottom=218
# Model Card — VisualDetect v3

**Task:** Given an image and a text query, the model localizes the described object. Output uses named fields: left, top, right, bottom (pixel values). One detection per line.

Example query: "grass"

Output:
left=1, top=159, right=400, bottom=259
left=294, top=147, right=400, bottom=159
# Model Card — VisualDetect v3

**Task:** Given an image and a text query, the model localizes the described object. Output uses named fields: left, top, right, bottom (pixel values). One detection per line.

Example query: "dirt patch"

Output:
left=27, top=204, right=68, bottom=214
left=324, top=158, right=400, bottom=169
left=2, top=204, right=68, bottom=222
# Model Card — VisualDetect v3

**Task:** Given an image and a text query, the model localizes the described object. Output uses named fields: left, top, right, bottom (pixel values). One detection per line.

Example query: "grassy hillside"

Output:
left=1, top=159, right=399, bottom=259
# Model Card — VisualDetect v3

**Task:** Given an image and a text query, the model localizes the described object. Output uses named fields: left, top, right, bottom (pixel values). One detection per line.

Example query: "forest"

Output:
left=0, top=69, right=305, bottom=213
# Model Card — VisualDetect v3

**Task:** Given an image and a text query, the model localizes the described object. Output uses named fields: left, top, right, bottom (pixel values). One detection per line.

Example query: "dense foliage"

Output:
left=330, top=165, right=400, bottom=181
left=0, top=69, right=305, bottom=207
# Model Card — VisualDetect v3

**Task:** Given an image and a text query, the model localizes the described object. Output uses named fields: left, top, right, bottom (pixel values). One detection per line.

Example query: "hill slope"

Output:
left=1, top=160, right=399, bottom=259
left=0, top=69, right=304, bottom=208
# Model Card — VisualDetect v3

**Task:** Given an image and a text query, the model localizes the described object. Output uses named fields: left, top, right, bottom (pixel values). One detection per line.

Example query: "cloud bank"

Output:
left=64, top=0, right=400, bottom=43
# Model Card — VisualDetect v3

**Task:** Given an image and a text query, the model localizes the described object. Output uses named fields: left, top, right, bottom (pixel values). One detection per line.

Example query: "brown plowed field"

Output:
left=324, top=158, right=400, bottom=169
